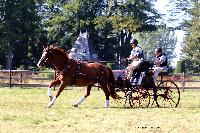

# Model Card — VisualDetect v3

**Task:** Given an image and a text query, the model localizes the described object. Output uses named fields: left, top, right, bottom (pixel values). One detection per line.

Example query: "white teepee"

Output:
left=69, top=32, right=98, bottom=61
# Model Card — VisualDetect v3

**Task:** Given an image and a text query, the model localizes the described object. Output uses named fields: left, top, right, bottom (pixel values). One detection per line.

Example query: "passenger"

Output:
left=153, top=47, right=168, bottom=82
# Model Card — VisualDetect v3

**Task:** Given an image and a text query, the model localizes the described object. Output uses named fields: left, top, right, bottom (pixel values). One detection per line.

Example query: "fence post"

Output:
left=182, top=72, right=185, bottom=91
left=9, top=69, right=12, bottom=88
left=20, top=72, right=23, bottom=83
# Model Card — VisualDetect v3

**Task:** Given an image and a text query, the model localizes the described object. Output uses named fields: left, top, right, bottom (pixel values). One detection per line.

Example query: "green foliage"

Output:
left=135, top=28, right=177, bottom=64
left=107, top=62, right=116, bottom=70
left=38, top=68, right=54, bottom=78
left=43, top=0, right=160, bottom=61
left=0, top=0, right=46, bottom=69
left=17, top=65, right=25, bottom=70
left=175, top=61, right=186, bottom=73
left=0, top=65, right=4, bottom=70
left=106, top=0, right=159, bottom=59
left=39, top=67, right=54, bottom=72
left=107, top=0, right=159, bottom=32
left=0, top=0, right=161, bottom=69
left=182, top=1, right=200, bottom=73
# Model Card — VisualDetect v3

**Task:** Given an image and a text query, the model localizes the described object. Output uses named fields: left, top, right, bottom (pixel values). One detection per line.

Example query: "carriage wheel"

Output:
left=129, top=86, right=150, bottom=108
left=155, top=80, right=180, bottom=108
left=111, top=87, right=130, bottom=108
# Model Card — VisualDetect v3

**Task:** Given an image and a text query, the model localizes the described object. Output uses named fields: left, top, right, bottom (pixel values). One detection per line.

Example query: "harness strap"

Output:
left=60, top=60, right=70, bottom=75
left=58, top=60, right=104, bottom=85
left=70, top=61, right=81, bottom=85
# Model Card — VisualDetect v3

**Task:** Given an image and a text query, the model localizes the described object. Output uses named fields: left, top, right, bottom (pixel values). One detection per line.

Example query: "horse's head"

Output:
left=37, top=45, right=68, bottom=68
left=37, top=46, right=53, bottom=68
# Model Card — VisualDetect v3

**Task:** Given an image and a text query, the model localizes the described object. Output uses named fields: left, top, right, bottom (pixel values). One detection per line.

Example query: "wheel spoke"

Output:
left=111, top=88, right=130, bottom=107
left=130, top=87, right=150, bottom=108
left=156, top=81, right=180, bottom=108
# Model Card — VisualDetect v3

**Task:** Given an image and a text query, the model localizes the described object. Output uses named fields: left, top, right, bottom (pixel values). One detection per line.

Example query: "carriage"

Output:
left=112, top=61, right=180, bottom=108
left=37, top=45, right=180, bottom=108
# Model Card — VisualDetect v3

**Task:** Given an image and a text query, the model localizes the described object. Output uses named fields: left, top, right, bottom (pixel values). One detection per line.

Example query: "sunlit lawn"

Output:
left=0, top=87, right=200, bottom=133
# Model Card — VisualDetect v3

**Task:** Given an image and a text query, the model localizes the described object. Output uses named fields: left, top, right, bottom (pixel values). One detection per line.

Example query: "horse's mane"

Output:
left=45, top=45, right=68, bottom=58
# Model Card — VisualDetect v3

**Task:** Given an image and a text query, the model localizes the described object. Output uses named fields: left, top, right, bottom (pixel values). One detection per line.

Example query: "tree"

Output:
left=166, top=0, right=192, bottom=29
left=134, top=28, right=177, bottom=65
left=44, top=0, right=107, bottom=48
left=0, top=0, right=45, bottom=69
left=96, top=0, right=160, bottom=59
left=44, top=0, right=160, bottom=61
left=182, top=0, right=200, bottom=73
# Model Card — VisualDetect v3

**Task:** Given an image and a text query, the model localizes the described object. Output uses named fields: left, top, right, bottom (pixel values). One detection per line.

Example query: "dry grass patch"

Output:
left=0, top=87, right=200, bottom=133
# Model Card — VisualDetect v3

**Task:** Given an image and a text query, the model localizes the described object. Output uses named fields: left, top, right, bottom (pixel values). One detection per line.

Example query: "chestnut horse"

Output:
left=37, top=45, right=119, bottom=108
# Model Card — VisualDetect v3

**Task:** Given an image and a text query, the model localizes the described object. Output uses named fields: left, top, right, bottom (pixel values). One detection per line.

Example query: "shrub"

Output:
left=18, top=65, right=25, bottom=70
left=38, top=68, right=54, bottom=79
left=107, top=62, right=116, bottom=70
left=175, top=61, right=186, bottom=73
left=0, top=65, right=4, bottom=70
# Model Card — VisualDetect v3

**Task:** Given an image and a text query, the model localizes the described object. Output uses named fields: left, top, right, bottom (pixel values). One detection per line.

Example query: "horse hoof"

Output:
left=46, top=103, right=54, bottom=108
left=49, top=96, right=53, bottom=101
left=73, top=104, right=78, bottom=107
left=46, top=106, right=51, bottom=108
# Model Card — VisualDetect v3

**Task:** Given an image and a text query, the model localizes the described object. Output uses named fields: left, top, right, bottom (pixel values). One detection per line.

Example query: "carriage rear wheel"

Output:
left=129, top=86, right=151, bottom=108
left=155, top=80, right=180, bottom=108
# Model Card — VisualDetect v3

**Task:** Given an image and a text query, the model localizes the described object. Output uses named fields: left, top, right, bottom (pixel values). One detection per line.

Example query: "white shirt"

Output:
left=130, top=46, right=144, bottom=61
left=155, top=55, right=167, bottom=64
left=155, top=54, right=168, bottom=69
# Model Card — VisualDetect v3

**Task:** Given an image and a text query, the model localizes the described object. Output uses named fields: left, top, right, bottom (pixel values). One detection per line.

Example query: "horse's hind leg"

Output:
left=73, top=84, right=93, bottom=107
left=101, top=84, right=110, bottom=108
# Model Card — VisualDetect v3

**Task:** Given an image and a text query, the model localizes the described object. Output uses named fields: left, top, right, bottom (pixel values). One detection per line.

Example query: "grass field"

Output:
left=0, top=87, right=200, bottom=133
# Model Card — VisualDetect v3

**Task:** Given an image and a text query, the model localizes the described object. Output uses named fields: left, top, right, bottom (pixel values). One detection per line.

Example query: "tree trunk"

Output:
left=6, top=47, right=13, bottom=70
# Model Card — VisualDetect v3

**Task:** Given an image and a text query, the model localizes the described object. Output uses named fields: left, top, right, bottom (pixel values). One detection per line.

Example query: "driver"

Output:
left=126, top=38, right=144, bottom=82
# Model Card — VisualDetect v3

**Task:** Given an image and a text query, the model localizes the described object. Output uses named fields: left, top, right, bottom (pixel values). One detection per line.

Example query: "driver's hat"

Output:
left=130, top=38, right=138, bottom=45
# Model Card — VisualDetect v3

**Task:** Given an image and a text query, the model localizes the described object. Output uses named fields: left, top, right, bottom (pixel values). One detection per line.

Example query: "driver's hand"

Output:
left=127, top=57, right=132, bottom=60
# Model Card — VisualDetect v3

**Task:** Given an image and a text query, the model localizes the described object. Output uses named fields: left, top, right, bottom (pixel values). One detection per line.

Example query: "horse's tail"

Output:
left=107, top=67, right=120, bottom=99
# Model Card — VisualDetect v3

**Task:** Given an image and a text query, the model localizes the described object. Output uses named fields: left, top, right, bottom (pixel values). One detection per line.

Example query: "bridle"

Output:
left=37, top=49, right=53, bottom=67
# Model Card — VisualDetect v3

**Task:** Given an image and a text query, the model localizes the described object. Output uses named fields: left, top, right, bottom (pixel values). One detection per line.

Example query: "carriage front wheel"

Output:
left=111, top=87, right=131, bottom=107
left=155, top=80, right=180, bottom=108
left=129, top=86, right=151, bottom=108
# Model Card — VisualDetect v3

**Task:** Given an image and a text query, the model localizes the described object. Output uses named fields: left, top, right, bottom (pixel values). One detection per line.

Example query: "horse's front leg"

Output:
left=47, top=81, right=67, bottom=108
left=73, top=84, right=93, bottom=107
left=48, top=80, right=61, bottom=101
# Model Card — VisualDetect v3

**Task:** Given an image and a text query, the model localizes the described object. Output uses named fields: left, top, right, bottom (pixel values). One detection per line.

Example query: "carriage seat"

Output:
left=158, top=72, right=169, bottom=76
left=158, top=65, right=174, bottom=77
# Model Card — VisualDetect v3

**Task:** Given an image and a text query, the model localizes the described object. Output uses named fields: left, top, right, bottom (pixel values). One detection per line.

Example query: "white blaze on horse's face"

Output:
left=37, top=51, right=48, bottom=67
